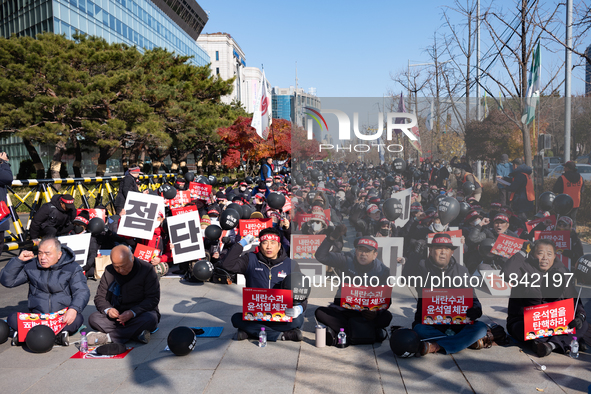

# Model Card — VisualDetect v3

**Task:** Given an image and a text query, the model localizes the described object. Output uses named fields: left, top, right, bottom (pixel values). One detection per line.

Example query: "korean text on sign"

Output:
left=491, top=234, right=526, bottom=258
left=421, top=288, right=474, bottom=325
left=340, top=285, right=392, bottom=311
left=523, top=299, right=575, bottom=340
left=242, top=288, right=293, bottom=322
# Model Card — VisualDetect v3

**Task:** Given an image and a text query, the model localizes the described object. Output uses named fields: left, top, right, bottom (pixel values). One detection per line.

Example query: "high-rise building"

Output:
left=271, top=87, right=321, bottom=140
left=586, top=44, right=591, bottom=97
left=197, top=32, right=247, bottom=105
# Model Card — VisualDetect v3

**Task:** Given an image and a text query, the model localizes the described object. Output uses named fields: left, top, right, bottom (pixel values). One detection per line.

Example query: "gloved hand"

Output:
left=285, top=305, right=304, bottom=318
left=466, top=307, right=482, bottom=321
left=520, top=241, right=533, bottom=255
left=238, top=234, right=255, bottom=247
left=221, top=236, right=231, bottom=245
left=568, top=314, right=586, bottom=330
left=361, top=309, right=377, bottom=321
left=329, top=224, right=347, bottom=240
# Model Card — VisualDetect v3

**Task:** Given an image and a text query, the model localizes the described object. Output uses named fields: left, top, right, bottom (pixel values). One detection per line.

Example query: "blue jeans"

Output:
left=413, top=321, right=488, bottom=354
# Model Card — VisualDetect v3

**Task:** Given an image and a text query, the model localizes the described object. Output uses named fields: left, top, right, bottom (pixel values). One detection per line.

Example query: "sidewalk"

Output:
left=1, top=273, right=590, bottom=394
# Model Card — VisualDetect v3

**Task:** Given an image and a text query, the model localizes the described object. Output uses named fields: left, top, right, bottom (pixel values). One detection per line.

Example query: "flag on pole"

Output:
left=394, top=92, right=422, bottom=155
left=498, top=91, right=504, bottom=110
left=251, top=70, right=272, bottom=140
left=521, top=41, right=541, bottom=125
left=426, top=100, right=434, bottom=131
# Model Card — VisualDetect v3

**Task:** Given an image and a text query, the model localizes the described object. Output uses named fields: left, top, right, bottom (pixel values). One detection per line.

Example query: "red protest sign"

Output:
left=491, top=234, right=526, bottom=258
left=534, top=230, right=572, bottom=269
left=238, top=218, right=272, bottom=237
left=171, top=205, right=197, bottom=216
left=340, top=285, right=392, bottom=311
left=77, top=209, right=106, bottom=221
left=71, top=346, right=133, bottom=359
left=421, top=288, right=473, bottom=325
left=524, top=299, right=575, bottom=341
left=526, top=215, right=557, bottom=233
left=427, top=229, right=463, bottom=240
left=17, top=308, right=68, bottom=342
left=134, top=244, right=159, bottom=263
left=291, top=234, right=326, bottom=259
left=283, top=197, right=292, bottom=212
left=165, top=190, right=191, bottom=208
left=242, top=288, right=293, bottom=322
left=189, top=182, right=212, bottom=200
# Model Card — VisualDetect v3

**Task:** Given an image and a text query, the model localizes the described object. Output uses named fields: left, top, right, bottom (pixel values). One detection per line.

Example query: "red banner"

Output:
left=340, top=285, right=392, bottom=311
left=189, top=182, right=212, bottom=200
left=242, top=288, right=293, bottom=322
left=292, top=234, right=326, bottom=259
left=283, top=197, right=292, bottom=212
left=171, top=205, right=198, bottom=216
left=165, top=190, right=191, bottom=208
left=238, top=218, right=272, bottom=237
left=71, top=346, right=133, bottom=359
left=491, top=234, right=526, bottom=258
left=421, top=288, right=473, bottom=325
left=76, top=209, right=106, bottom=221
left=526, top=215, right=557, bottom=233
left=534, top=230, right=572, bottom=269
left=134, top=244, right=159, bottom=263
left=524, top=299, right=575, bottom=340
left=17, top=308, right=68, bottom=342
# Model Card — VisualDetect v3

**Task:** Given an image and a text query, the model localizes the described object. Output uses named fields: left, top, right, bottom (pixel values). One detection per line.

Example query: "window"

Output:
left=216, top=67, right=219, bottom=75
left=215, top=50, right=219, bottom=61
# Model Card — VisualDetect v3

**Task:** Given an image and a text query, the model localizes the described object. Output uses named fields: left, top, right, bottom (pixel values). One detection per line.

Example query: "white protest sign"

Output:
left=391, top=188, right=412, bottom=227
left=117, top=192, right=165, bottom=240
left=167, top=210, right=206, bottom=264
left=375, top=237, right=404, bottom=277
left=58, top=233, right=92, bottom=267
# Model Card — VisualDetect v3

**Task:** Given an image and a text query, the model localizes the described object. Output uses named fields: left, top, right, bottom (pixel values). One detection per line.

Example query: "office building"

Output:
left=272, top=86, right=321, bottom=140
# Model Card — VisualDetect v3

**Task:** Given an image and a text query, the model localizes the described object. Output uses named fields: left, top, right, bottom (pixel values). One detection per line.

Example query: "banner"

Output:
left=117, top=192, right=165, bottom=240
left=167, top=210, right=206, bottom=264
left=171, top=205, right=197, bottom=216
left=242, top=288, right=292, bottom=322
left=189, top=182, right=212, bottom=200
left=340, top=285, right=392, bottom=311
left=239, top=218, right=273, bottom=238
left=421, top=288, right=473, bottom=325
left=251, top=70, right=272, bottom=140
left=490, top=234, right=526, bottom=258
left=58, top=233, right=92, bottom=267
left=391, top=188, right=412, bottom=228
left=526, top=215, right=556, bottom=233
left=427, top=230, right=464, bottom=266
left=17, top=308, right=68, bottom=342
left=534, top=230, right=572, bottom=269
left=524, top=299, right=574, bottom=340
left=165, top=190, right=191, bottom=208
left=134, top=244, right=159, bottom=263
left=291, top=234, right=326, bottom=259
left=76, top=209, right=106, bottom=221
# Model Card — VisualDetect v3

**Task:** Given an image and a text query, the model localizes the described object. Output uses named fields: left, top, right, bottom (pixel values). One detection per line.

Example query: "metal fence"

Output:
left=3, top=174, right=175, bottom=253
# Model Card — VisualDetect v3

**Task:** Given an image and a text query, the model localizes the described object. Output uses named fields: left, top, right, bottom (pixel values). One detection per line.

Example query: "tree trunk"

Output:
left=521, top=0, right=533, bottom=167
left=22, top=137, right=45, bottom=179
left=48, top=140, right=67, bottom=182
left=96, top=146, right=117, bottom=176
left=466, top=9, right=472, bottom=128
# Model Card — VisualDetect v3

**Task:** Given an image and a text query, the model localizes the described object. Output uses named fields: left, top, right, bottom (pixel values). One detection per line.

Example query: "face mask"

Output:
left=379, top=228, right=389, bottom=236
left=429, top=223, right=446, bottom=232
left=74, top=225, right=85, bottom=234
left=266, top=183, right=272, bottom=187
left=310, top=222, right=322, bottom=233
left=239, top=187, right=246, bottom=192
left=471, top=219, right=482, bottom=226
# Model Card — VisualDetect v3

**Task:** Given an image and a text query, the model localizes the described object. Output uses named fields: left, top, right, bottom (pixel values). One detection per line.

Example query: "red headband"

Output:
left=60, top=197, right=74, bottom=204
left=357, top=238, right=378, bottom=250
left=74, top=216, right=89, bottom=225
left=260, top=234, right=280, bottom=243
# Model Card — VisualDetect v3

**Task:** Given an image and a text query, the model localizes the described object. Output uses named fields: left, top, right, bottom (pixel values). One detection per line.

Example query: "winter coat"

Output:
left=114, top=173, right=139, bottom=214
left=29, top=194, right=76, bottom=239
left=504, top=164, right=535, bottom=214
left=0, top=246, right=90, bottom=314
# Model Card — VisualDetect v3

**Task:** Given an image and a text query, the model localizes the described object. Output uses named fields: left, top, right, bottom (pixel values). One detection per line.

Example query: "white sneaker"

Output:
left=86, top=331, right=111, bottom=346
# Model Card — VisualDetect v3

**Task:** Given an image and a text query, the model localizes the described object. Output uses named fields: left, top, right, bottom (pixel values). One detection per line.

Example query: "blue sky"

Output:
left=198, top=0, right=588, bottom=97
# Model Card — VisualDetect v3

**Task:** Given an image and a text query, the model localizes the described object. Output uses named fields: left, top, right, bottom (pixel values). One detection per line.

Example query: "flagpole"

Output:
left=262, top=63, right=277, bottom=158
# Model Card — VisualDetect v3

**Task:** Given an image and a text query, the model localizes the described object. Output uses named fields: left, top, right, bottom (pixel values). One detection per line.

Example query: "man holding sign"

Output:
left=502, top=238, right=587, bottom=357
left=0, top=238, right=90, bottom=347
left=403, top=233, right=489, bottom=355
left=221, top=227, right=306, bottom=342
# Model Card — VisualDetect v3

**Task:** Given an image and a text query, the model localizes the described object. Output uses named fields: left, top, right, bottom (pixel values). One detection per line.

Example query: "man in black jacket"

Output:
left=0, top=238, right=90, bottom=346
left=221, top=227, right=305, bottom=342
left=114, top=167, right=146, bottom=215
left=29, top=194, right=76, bottom=239
left=86, top=245, right=160, bottom=345
left=403, top=233, right=489, bottom=355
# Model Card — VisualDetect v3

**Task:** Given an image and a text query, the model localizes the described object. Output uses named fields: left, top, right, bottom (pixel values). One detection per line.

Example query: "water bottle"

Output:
left=259, top=327, right=267, bottom=348
left=80, top=332, right=88, bottom=354
left=570, top=336, right=579, bottom=359
left=337, top=328, right=347, bottom=348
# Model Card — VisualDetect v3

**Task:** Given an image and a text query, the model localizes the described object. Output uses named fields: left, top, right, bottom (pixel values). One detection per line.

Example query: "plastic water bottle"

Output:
left=337, top=328, right=347, bottom=347
left=570, top=337, right=579, bottom=359
left=259, top=327, right=267, bottom=348
left=80, top=332, right=88, bottom=354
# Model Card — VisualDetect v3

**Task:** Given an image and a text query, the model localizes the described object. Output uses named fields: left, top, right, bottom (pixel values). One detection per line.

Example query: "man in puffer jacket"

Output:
left=0, top=238, right=90, bottom=346
left=29, top=194, right=77, bottom=239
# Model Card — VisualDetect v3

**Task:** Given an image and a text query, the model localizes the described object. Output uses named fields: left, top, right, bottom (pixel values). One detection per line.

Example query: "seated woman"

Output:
left=502, top=238, right=588, bottom=357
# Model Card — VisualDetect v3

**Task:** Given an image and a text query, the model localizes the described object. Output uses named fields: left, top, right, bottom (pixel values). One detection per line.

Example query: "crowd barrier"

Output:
left=2, top=174, right=176, bottom=254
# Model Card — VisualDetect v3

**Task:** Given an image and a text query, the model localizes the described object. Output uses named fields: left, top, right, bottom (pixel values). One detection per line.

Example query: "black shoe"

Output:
left=235, top=329, right=249, bottom=341
left=55, top=332, right=69, bottom=346
left=535, top=342, right=553, bottom=358
left=325, top=326, right=337, bottom=347
left=579, top=338, right=587, bottom=352
left=375, top=328, right=387, bottom=343
left=136, top=330, right=150, bottom=344
left=281, top=328, right=303, bottom=342
left=11, top=331, right=18, bottom=346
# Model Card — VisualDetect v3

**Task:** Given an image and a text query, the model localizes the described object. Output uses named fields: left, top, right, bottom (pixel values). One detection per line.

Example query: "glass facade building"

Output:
left=272, top=94, right=291, bottom=121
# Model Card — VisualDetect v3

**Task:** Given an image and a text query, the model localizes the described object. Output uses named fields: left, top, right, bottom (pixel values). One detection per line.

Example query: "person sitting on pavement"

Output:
left=28, top=194, right=77, bottom=239
left=402, top=233, right=489, bottom=355
left=314, top=229, right=393, bottom=346
left=221, top=227, right=305, bottom=342
left=86, top=245, right=160, bottom=345
left=502, top=238, right=588, bottom=357
left=0, top=238, right=90, bottom=346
